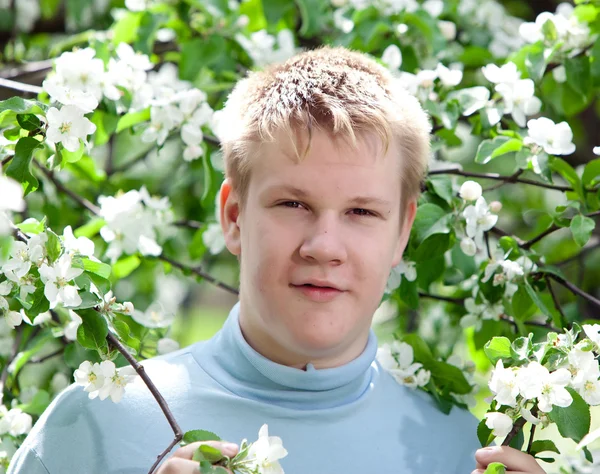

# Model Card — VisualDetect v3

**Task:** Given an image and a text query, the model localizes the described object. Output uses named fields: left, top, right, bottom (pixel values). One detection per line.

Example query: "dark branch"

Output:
left=522, top=210, right=600, bottom=250
left=157, top=255, right=239, bottom=296
left=545, top=273, right=600, bottom=310
left=105, top=331, right=183, bottom=474
left=34, top=160, right=101, bottom=215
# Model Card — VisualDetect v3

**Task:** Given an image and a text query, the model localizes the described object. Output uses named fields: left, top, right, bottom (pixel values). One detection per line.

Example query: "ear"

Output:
left=219, top=179, right=242, bottom=256
left=391, top=199, right=417, bottom=267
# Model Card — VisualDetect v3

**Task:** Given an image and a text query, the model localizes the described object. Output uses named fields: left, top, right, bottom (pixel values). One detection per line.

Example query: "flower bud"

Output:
left=489, top=201, right=502, bottom=213
left=484, top=412, right=513, bottom=438
left=459, top=180, right=482, bottom=201
left=460, top=237, right=477, bottom=256
left=438, top=21, right=456, bottom=41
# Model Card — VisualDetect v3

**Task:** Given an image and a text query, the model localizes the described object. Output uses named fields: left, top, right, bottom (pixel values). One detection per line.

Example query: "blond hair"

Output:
left=219, top=45, right=431, bottom=212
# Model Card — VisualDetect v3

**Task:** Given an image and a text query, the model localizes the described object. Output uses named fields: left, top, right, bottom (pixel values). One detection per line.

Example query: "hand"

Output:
left=472, top=446, right=546, bottom=474
left=156, top=440, right=239, bottom=474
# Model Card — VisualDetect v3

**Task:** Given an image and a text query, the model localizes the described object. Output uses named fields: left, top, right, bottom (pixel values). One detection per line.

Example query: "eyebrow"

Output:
left=264, top=185, right=392, bottom=208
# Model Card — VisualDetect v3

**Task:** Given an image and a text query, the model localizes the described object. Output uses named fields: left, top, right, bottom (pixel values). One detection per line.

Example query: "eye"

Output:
left=280, top=201, right=304, bottom=209
left=351, top=208, right=376, bottom=217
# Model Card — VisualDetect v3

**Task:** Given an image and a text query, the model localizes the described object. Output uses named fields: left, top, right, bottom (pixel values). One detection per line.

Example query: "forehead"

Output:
left=247, top=129, right=402, bottom=199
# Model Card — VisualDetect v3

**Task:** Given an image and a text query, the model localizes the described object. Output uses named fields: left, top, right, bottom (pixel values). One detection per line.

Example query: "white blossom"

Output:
left=64, top=310, right=82, bottom=341
left=377, top=341, right=430, bottom=388
left=1, top=233, right=47, bottom=279
left=435, top=63, right=462, bottom=87
left=485, top=412, right=513, bottom=438
left=593, top=147, right=600, bottom=156
left=132, top=301, right=174, bottom=328
left=203, top=223, right=226, bottom=255
left=463, top=197, right=498, bottom=250
left=584, top=324, right=600, bottom=347
left=97, top=361, right=137, bottom=403
left=157, top=337, right=180, bottom=355
left=61, top=225, right=95, bottom=258
left=525, top=117, right=576, bottom=155
left=245, top=424, right=288, bottom=474
left=482, top=62, right=521, bottom=85
left=382, top=45, right=402, bottom=71
left=46, top=105, right=96, bottom=152
left=495, top=79, right=542, bottom=127
left=459, top=180, right=482, bottom=201
left=386, top=260, right=417, bottom=292
left=460, top=237, right=477, bottom=257
left=438, top=21, right=456, bottom=41
left=0, top=176, right=25, bottom=236
left=517, top=361, right=573, bottom=412
left=5, top=311, right=22, bottom=329
left=74, top=361, right=106, bottom=398
left=552, top=65, right=567, bottom=83
left=489, top=359, right=519, bottom=407
left=235, top=30, right=296, bottom=68
left=333, top=8, right=354, bottom=33
left=38, top=254, right=84, bottom=309
left=447, top=87, right=490, bottom=116
left=0, top=407, right=32, bottom=437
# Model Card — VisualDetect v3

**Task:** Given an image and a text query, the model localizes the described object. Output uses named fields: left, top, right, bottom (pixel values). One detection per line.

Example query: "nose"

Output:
left=298, top=213, right=347, bottom=265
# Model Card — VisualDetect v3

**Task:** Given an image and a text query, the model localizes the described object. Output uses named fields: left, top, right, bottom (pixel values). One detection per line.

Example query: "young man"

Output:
left=9, top=47, right=546, bottom=474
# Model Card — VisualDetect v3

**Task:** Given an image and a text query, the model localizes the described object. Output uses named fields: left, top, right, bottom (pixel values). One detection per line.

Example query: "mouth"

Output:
left=291, top=283, right=342, bottom=291
left=290, top=283, right=345, bottom=302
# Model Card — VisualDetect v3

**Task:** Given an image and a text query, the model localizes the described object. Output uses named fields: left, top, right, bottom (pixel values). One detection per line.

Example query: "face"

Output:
left=220, top=131, right=417, bottom=369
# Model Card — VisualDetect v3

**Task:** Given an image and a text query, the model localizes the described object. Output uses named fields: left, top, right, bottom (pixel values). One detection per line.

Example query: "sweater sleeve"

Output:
left=8, top=446, right=51, bottom=474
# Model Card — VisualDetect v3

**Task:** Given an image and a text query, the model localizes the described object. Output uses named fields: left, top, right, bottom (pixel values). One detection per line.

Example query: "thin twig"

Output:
left=157, top=255, right=239, bottom=296
left=500, top=314, right=559, bottom=333
left=1, top=155, right=13, bottom=167
left=418, top=292, right=464, bottom=305
left=482, top=170, right=524, bottom=192
left=30, top=348, right=65, bottom=364
left=0, top=77, right=43, bottom=94
left=105, top=332, right=182, bottom=474
left=545, top=276, right=567, bottom=328
left=545, top=273, right=600, bottom=310
left=428, top=168, right=579, bottom=192
left=489, top=226, right=527, bottom=246
left=0, top=59, right=53, bottom=79
left=34, top=160, right=102, bottom=215
left=503, top=406, right=538, bottom=447
left=0, top=326, right=23, bottom=390
left=522, top=210, right=600, bottom=250
left=173, top=220, right=204, bottom=230
left=526, top=423, right=536, bottom=454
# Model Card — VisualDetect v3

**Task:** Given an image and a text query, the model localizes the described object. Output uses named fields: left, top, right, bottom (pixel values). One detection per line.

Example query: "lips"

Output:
left=290, top=281, right=345, bottom=302
left=291, top=281, right=342, bottom=291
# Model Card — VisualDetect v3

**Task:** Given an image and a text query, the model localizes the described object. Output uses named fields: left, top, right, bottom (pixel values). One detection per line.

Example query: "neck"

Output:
left=238, top=303, right=370, bottom=370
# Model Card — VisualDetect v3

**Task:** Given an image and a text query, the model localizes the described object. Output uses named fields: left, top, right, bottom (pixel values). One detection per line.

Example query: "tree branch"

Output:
left=502, top=406, right=538, bottom=447
left=105, top=331, right=183, bottom=474
left=0, top=77, right=43, bottom=94
left=0, top=59, right=53, bottom=79
left=544, top=273, right=600, bottom=310
left=418, top=292, right=464, bottom=305
left=428, top=168, right=579, bottom=192
left=34, top=160, right=102, bottom=215
left=157, top=254, right=239, bottom=296
left=522, top=210, right=600, bottom=250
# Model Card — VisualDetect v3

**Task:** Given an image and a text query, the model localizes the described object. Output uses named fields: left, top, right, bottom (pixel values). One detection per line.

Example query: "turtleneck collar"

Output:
left=191, top=302, right=379, bottom=410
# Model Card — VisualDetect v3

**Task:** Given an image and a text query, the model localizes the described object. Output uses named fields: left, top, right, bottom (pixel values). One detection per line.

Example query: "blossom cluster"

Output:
left=485, top=325, right=600, bottom=438
left=98, top=186, right=174, bottom=263
left=376, top=341, right=431, bottom=389
left=73, top=360, right=137, bottom=403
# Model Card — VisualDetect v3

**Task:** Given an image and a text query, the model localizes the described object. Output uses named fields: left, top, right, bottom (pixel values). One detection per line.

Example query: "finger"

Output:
left=475, top=446, right=546, bottom=473
left=172, top=441, right=239, bottom=460
left=157, top=457, right=201, bottom=474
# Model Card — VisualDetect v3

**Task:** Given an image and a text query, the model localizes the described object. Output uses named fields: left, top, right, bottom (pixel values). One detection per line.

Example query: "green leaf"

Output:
left=412, top=204, right=450, bottom=245
left=525, top=43, right=546, bottom=82
left=76, top=309, right=109, bottom=351
left=529, top=439, right=560, bottom=457
left=81, top=258, right=112, bottom=279
left=427, top=175, right=454, bottom=205
left=511, top=335, right=533, bottom=361
left=550, top=157, right=584, bottom=200
left=0, top=97, right=46, bottom=114
left=91, top=110, right=119, bottom=147
left=17, top=389, right=51, bottom=415
left=64, top=342, right=101, bottom=369
left=111, top=11, right=142, bottom=45
left=59, top=142, right=85, bottom=164
left=398, top=277, right=419, bottom=309
left=484, top=337, right=512, bottom=365
left=180, top=36, right=226, bottom=81
left=74, top=290, right=103, bottom=310
left=582, top=159, right=600, bottom=187
left=182, top=430, right=222, bottom=445
left=548, top=388, right=591, bottom=443
left=475, top=137, right=521, bottom=164
left=116, top=108, right=151, bottom=133
left=46, top=229, right=62, bottom=264
left=17, top=113, right=41, bottom=131
left=429, top=360, right=472, bottom=394
left=6, top=137, right=42, bottom=195
left=570, top=214, right=595, bottom=247
left=565, top=55, right=592, bottom=101
left=262, top=0, right=296, bottom=24
left=74, top=218, right=106, bottom=238
left=16, top=217, right=46, bottom=234
left=193, top=445, right=225, bottom=464
left=413, top=233, right=451, bottom=262
left=524, top=280, right=552, bottom=319
left=591, top=37, right=600, bottom=88
left=477, top=419, right=494, bottom=447
left=483, top=462, right=506, bottom=474
left=9, top=333, right=54, bottom=378
left=112, top=255, right=141, bottom=279
left=296, top=0, right=329, bottom=37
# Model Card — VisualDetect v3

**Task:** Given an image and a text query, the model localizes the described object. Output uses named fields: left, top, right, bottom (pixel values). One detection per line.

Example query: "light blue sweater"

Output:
left=9, top=303, right=481, bottom=473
